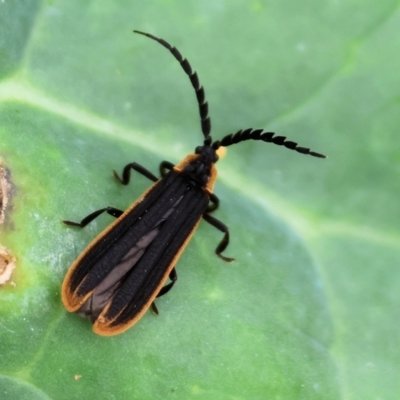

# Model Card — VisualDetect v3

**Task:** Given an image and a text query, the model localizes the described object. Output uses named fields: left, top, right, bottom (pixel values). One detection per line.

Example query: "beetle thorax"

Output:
left=182, top=145, right=218, bottom=188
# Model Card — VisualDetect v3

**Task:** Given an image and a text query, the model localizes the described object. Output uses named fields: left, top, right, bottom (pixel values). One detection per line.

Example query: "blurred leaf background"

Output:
left=0, top=1, right=399, bottom=399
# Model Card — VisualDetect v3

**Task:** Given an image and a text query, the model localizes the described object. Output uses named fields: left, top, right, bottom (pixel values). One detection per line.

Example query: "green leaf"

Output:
left=1, top=1, right=399, bottom=399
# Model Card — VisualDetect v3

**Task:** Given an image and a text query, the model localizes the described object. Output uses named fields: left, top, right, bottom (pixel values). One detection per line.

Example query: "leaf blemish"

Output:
left=0, top=159, right=12, bottom=225
left=0, top=159, right=16, bottom=286
left=0, top=246, right=16, bottom=286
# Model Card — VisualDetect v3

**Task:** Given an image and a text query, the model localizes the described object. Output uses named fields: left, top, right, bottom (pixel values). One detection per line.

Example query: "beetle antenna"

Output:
left=134, top=30, right=211, bottom=141
left=212, top=128, right=326, bottom=158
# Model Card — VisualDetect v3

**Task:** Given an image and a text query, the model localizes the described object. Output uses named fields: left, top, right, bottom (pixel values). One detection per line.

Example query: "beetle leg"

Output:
left=156, top=267, right=178, bottom=297
left=206, top=192, right=219, bottom=213
left=202, top=213, right=234, bottom=262
left=113, top=162, right=158, bottom=185
left=159, top=160, right=175, bottom=177
left=150, top=302, right=159, bottom=314
left=63, top=206, right=124, bottom=228
left=150, top=268, right=178, bottom=315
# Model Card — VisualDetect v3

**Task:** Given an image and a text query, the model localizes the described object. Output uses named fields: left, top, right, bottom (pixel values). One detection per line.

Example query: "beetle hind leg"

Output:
left=150, top=268, right=178, bottom=315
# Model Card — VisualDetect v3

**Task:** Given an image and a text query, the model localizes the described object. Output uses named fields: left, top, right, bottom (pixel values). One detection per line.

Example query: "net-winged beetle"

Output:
left=61, top=30, right=325, bottom=336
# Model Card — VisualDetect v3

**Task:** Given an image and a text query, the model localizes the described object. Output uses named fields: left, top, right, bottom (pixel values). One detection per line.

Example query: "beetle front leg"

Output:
left=202, top=213, right=234, bottom=262
left=206, top=192, right=219, bottom=213
left=159, top=160, right=175, bottom=177
left=113, top=162, right=158, bottom=185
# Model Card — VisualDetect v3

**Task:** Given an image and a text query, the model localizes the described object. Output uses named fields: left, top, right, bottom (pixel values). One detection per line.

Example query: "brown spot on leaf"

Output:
left=0, top=160, right=12, bottom=225
left=0, top=246, right=16, bottom=285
